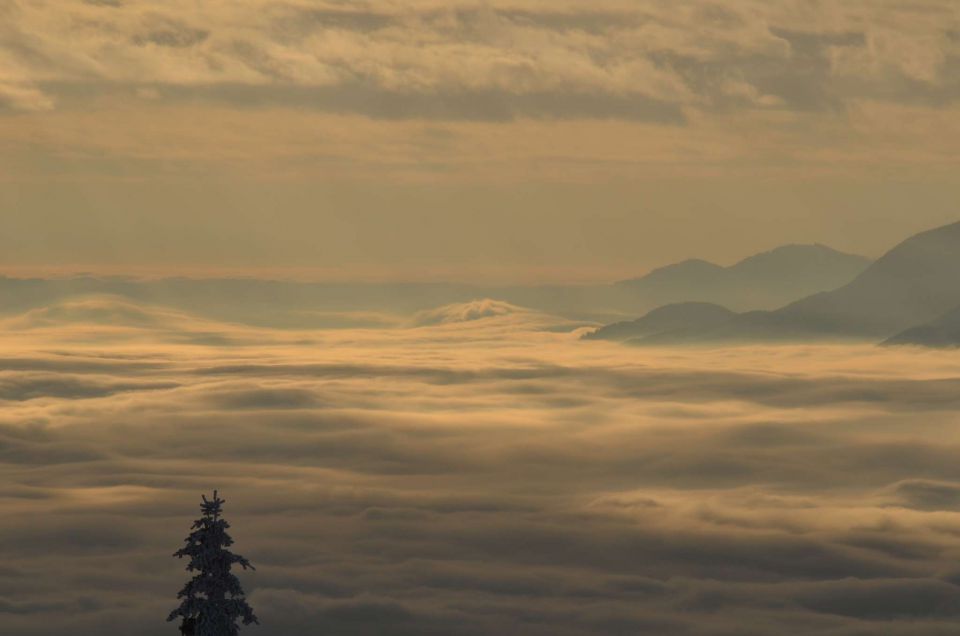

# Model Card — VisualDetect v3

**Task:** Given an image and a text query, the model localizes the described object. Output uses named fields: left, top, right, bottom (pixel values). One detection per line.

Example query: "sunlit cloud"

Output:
left=1, top=0, right=958, bottom=184
left=3, top=302, right=960, bottom=634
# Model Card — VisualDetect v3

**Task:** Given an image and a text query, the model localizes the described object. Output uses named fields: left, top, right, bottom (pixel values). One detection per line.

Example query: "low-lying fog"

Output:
left=3, top=298, right=960, bottom=635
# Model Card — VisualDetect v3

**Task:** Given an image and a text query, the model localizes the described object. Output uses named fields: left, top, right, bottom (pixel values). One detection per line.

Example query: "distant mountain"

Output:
left=0, top=278, right=653, bottom=327
left=583, top=302, right=736, bottom=341
left=884, top=304, right=960, bottom=348
left=615, top=244, right=870, bottom=311
left=0, top=243, right=870, bottom=330
left=638, top=221, right=960, bottom=344
left=768, top=221, right=960, bottom=337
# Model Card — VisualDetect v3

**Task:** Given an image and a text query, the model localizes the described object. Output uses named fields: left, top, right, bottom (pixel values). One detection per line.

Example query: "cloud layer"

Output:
left=3, top=1, right=958, bottom=118
left=3, top=2, right=959, bottom=282
left=3, top=301, right=960, bottom=633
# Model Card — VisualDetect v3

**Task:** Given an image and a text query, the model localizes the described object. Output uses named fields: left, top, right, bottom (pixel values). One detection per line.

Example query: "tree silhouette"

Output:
left=168, top=491, right=259, bottom=636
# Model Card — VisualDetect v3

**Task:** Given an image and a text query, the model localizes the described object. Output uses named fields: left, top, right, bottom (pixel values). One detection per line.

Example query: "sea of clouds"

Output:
left=3, top=299, right=960, bottom=634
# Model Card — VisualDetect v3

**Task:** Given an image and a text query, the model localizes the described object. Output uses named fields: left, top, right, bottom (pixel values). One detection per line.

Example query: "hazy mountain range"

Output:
left=0, top=243, right=869, bottom=328
left=615, top=244, right=870, bottom=310
left=884, top=305, right=960, bottom=348
left=3, top=222, right=958, bottom=347
left=588, top=220, right=960, bottom=347
left=583, top=302, right=736, bottom=343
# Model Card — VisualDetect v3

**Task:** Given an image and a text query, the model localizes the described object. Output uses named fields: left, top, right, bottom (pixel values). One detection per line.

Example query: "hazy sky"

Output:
left=2, top=0, right=959, bottom=280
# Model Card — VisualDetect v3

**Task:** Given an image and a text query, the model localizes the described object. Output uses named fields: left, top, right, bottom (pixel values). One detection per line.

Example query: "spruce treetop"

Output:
left=168, top=490, right=259, bottom=636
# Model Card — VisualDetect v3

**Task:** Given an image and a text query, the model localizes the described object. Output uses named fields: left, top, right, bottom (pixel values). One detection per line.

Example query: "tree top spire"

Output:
left=168, top=490, right=259, bottom=635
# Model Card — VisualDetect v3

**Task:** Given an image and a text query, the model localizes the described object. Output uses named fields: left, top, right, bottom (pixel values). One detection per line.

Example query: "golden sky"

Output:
left=1, top=0, right=959, bottom=280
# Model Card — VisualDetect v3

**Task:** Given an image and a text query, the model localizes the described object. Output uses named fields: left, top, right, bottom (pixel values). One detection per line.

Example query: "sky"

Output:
left=5, top=5, right=960, bottom=633
left=2, top=0, right=959, bottom=281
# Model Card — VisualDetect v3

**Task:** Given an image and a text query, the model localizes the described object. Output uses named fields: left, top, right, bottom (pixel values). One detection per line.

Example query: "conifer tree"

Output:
left=168, top=491, right=259, bottom=636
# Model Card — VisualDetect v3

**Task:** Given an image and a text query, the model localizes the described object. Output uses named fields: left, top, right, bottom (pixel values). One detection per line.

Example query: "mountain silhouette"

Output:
left=615, top=244, right=870, bottom=311
left=884, top=303, right=960, bottom=348
left=625, top=221, right=960, bottom=344
left=583, top=302, right=736, bottom=341
left=769, top=221, right=960, bottom=337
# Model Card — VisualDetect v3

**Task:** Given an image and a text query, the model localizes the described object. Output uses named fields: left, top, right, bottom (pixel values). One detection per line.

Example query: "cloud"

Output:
left=0, top=373, right=177, bottom=401
left=885, top=479, right=960, bottom=511
left=0, top=0, right=954, bottom=188
left=2, top=0, right=958, bottom=122
left=0, top=81, right=55, bottom=112
left=3, top=300, right=960, bottom=633
left=412, top=298, right=535, bottom=325
left=0, top=296, right=287, bottom=347
left=795, top=578, right=960, bottom=619
left=141, top=82, right=688, bottom=123
left=131, top=18, right=209, bottom=49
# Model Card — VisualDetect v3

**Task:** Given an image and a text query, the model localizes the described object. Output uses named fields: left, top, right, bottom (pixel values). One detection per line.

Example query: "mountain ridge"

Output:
left=615, top=220, right=960, bottom=345
left=614, top=243, right=870, bottom=312
left=583, top=302, right=736, bottom=341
